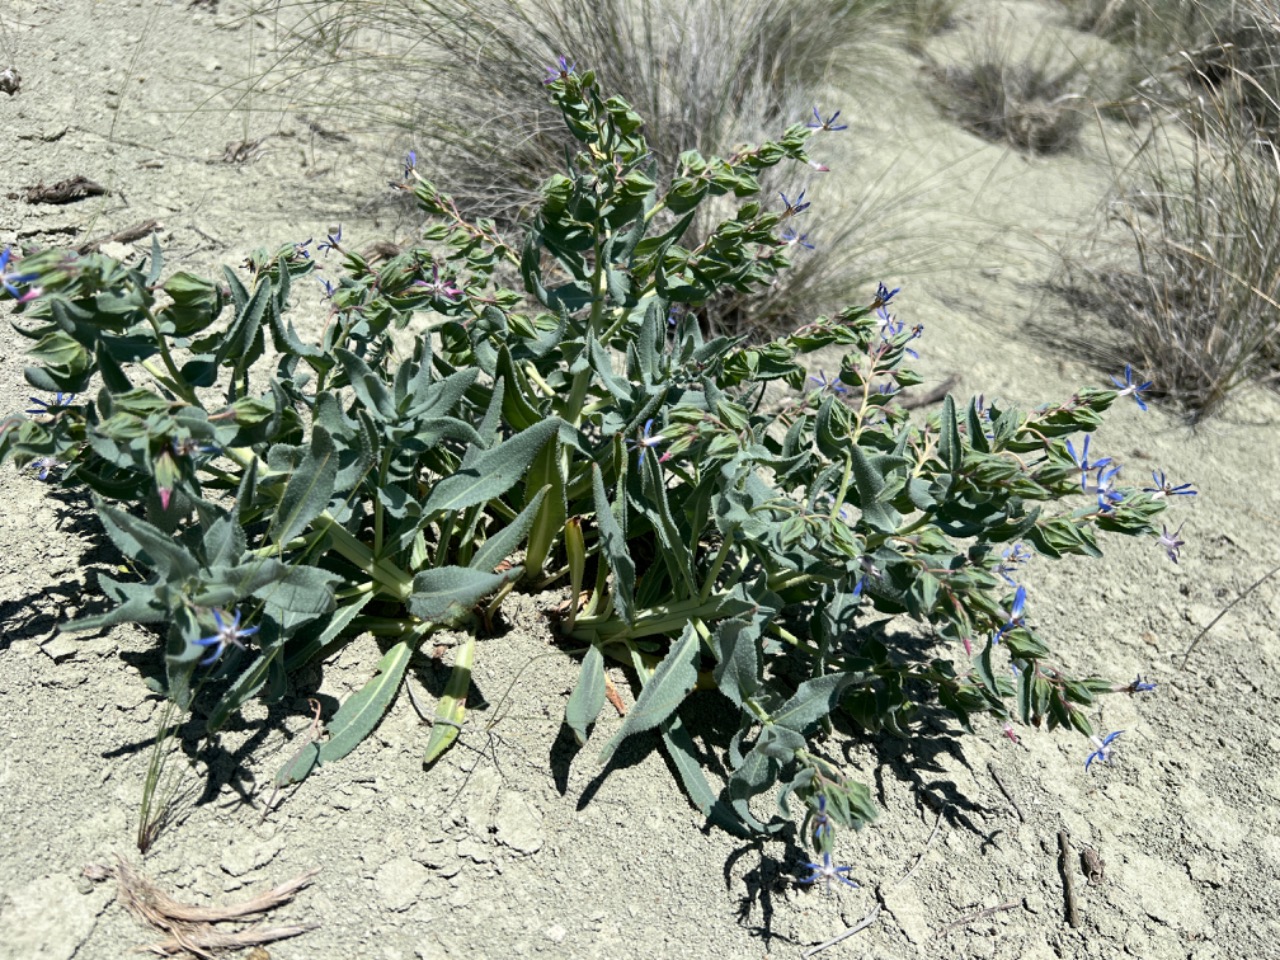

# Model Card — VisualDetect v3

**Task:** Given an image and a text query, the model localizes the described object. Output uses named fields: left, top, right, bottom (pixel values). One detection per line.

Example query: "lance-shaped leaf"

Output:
left=255, top=565, right=343, bottom=616
left=564, top=644, right=606, bottom=745
left=661, top=713, right=750, bottom=837
left=599, top=623, right=699, bottom=762
left=97, top=501, right=200, bottom=581
left=421, top=418, right=561, bottom=515
left=772, top=672, right=859, bottom=734
left=849, top=444, right=899, bottom=533
left=591, top=464, right=634, bottom=624
left=334, top=347, right=395, bottom=421
left=470, top=486, right=549, bottom=573
left=424, top=634, right=474, bottom=765
left=66, top=574, right=168, bottom=631
left=283, top=593, right=374, bottom=672
left=522, top=438, right=566, bottom=579
left=272, top=424, right=337, bottom=548
left=712, top=617, right=761, bottom=710
left=641, top=452, right=696, bottom=595
left=408, top=565, right=521, bottom=624
left=317, top=635, right=419, bottom=767
left=939, top=395, right=962, bottom=474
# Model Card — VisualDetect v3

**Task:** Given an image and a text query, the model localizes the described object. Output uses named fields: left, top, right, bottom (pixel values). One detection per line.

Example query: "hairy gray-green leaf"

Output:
left=317, top=636, right=418, bottom=767
left=272, top=424, right=337, bottom=547
left=712, top=617, right=761, bottom=710
left=421, top=418, right=562, bottom=515
left=470, top=486, right=549, bottom=573
left=97, top=501, right=200, bottom=581
left=599, top=623, right=699, bottom=762
left=409, top=565, right=521, bottom=624
left=772, top=672, right=859, bottom=734
left=565, top=644, right=607, bottom=745
left=591, top=463, right=634, bottom=624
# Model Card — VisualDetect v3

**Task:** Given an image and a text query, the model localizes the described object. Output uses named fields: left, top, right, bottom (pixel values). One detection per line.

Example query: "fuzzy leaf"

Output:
left=273, top=424, right=337, bottom=547
left=599, top=623, right=699, bottom=762
left=317, top=637, right=417, bottom=766
left=408, top=566, right=520, bottom=624
left=421, top=418, right=561, bottom=515
left=564, top=644, right=606, bottom=745
left=591, top=464, right=634, bottom=624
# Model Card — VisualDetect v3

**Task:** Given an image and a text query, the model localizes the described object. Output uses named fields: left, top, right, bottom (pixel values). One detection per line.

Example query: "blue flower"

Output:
left=1143, top=470, right=1195, bottom=499
left=413, top=263, right=462, bottom=301
left=1092, top=464, right=1124, bottom=513
left=625, top=418, right=666, bottom=466
left=1, top=246, right=42, bottom=302
left=1085, top=730, right=1123, bottom=771
left=781, top=228, right=814, bottom=249
left=993, top=585, right=1027, bottom=643
left=807, top=370, right=847, bottom=395
left=994, top=542, right=1032, bottom=587
left=874, top=282, right=900, bottom=308
left=806, top=107, right=848, bottom=131
left=1126, top=673, right=1157, bottom=693
left=292, top=238, right=313, bottom=261
left=402, top=149, right=417, bottom=179
left=851, top=556, right=879, bottom=599
left=28, top=456, right=60, bottom=481
left=543, top=55, right=575, bottom=85
left=1065, top=435, right=1112, bottom=490
left=1157, top=521, right=1185, bottom=563
left=171, top=436, right=220, bottom=459
left=317, top=226, right=343, bottom=256
left=798, top=852, right=860, bottom=894
left=1111, top=364, right=1153, bottom=410
left=779, top=190, right=810, bottom=218
left=25, top=392, right=76, bottom=416
left=193, top=608, right=260, bottom=666
left=318, top=276, right=336, bottom=300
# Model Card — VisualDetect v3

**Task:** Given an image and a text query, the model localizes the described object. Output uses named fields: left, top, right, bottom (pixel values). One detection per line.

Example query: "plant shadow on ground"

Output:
left=0, top=485, right=127, bottom=652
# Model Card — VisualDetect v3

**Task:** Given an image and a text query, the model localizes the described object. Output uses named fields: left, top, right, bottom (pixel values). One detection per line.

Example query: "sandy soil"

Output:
left=1, top=1, right=1278, bottom=958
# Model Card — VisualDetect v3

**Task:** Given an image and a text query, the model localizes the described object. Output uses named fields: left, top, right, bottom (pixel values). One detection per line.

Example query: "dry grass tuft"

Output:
left=1064, top=0, right=1280, bottom=420
left=927, top=26, right=1092, bottom=154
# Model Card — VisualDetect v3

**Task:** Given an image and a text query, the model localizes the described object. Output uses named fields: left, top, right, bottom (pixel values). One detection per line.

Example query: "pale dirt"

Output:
left=1, top=1, right=1278, bottom=958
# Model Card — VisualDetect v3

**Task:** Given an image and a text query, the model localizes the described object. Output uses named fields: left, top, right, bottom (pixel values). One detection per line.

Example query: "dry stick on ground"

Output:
left=87, top=856, right=320, bottom=958
left=1058, top=829, right=1081, bottom=929
left=1180, top=560, right=1280, bottom=669
left=987, top=761, right=1026, bottom=823
left=933, top=899, right=1022, bottom=939
left=76, top=219, right=162, bottom=254
left=801, top=804, right=947, bottom=959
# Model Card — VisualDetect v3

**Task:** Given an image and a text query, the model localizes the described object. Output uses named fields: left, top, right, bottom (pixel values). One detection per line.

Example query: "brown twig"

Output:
left=1058, top=829, right=1080, bottom=928
left=802, top=804, right=947, bottom=958
left=933, top=899, right=1021, bottom=938
left=988, top=761, right=1025, bottom=823
left=76, top=219, right=162, bottom=254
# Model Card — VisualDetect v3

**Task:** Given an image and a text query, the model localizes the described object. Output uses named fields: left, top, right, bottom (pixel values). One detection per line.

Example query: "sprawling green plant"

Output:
left=1, top=68, right=1180, bottom=864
